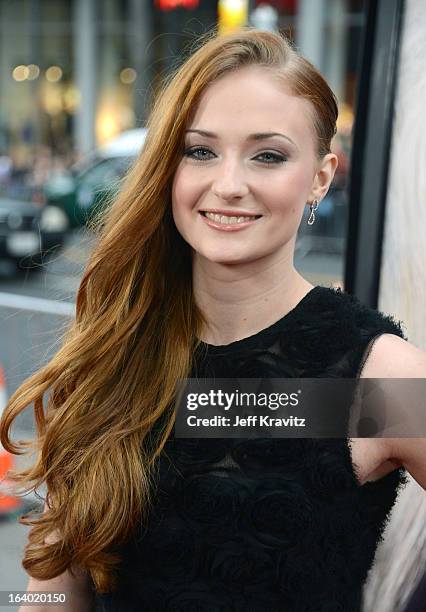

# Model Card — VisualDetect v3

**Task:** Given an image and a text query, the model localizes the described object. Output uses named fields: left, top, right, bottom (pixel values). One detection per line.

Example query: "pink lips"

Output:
left=199, top=211, right=262, bottom=232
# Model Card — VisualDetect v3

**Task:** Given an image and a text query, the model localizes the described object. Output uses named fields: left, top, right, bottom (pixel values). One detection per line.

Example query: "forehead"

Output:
left=188, top=65, right=315, bottom=146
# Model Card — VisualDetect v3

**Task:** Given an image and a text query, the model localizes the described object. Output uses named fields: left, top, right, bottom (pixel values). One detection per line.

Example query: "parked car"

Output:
left=0, top=198, right=69, bottom=272
left=44, top=129, right=148, bottom=227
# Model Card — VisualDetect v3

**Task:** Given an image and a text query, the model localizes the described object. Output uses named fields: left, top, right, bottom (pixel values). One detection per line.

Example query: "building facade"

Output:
left=0, top=0, right=365, bottom=161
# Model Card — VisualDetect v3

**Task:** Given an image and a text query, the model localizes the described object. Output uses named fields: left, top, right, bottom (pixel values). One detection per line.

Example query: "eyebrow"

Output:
left=185, top=128, right=298, bottom=148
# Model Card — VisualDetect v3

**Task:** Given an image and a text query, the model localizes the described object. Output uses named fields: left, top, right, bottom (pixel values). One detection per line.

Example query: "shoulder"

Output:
left=361, top=333, right=426, bottom=491
left=361, top=333, right=426, bottom=378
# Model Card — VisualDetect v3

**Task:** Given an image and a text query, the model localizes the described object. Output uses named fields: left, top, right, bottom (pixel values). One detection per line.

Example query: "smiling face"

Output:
left=171, top=65, right=336, bottom=267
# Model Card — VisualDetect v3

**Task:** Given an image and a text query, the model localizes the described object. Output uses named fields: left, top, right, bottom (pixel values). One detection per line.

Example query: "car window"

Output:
left=78, top=157, right=134, bottom=191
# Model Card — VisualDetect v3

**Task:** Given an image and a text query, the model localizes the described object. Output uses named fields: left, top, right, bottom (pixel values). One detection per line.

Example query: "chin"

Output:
left=196, top=248, right=263, bottom=266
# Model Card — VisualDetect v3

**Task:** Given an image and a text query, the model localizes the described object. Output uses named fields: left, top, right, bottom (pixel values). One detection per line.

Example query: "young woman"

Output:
left=2, top=28, right=426, bottom=612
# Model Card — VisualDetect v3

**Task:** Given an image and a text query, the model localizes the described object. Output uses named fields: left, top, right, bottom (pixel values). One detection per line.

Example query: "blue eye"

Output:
left=183, top=147, right=215, bottom=161
left=183, top=147, right=287, bottom=165
left=255, top=152, right=287, bottom=164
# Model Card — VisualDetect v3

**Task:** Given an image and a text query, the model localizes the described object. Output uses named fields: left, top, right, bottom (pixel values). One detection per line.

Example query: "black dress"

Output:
left=93, top=285, right=409, bottom=612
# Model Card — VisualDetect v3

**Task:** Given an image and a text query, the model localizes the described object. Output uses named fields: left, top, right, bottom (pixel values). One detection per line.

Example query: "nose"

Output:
left=211, top=157, right=250, bottom=201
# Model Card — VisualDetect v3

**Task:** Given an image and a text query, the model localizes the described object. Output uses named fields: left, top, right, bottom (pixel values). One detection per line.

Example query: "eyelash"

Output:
left=183, top=146, right=288, bottom=165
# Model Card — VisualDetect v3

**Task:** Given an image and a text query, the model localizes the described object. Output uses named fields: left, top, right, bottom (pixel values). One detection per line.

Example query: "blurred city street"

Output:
left=0, top=228, right=93, bottom=609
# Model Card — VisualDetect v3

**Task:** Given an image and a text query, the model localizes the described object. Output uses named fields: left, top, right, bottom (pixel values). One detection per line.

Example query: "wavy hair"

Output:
left=0, top=26, right=338, bottom=592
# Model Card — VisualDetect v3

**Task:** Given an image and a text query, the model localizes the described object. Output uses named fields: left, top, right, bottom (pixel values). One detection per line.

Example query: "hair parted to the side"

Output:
left=0, top=27, right=338, bottom=593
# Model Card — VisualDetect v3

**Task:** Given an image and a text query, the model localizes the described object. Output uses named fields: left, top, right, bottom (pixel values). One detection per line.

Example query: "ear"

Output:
left=308, top=153, right=338, bottom=202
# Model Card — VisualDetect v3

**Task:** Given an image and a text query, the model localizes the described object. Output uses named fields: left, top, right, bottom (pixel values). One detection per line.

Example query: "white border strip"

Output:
left=0, top=292, right=75, bottom=317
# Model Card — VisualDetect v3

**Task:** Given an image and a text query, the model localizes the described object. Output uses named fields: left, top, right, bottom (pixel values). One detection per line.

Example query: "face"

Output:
left=171, top=65, right=336, bottom=267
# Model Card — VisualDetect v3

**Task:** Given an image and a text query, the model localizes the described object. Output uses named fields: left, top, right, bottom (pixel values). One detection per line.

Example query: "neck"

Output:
left=193, top=252, right=314, bottom=346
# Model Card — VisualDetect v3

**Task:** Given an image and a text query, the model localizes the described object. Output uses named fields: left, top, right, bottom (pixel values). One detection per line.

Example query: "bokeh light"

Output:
left=45, top=66, right=63, bottom=83
left=12, top=65, right=29, bottom=81
left=120, top=68, right=137, bottom=84
left=27, top=64, right=40, bottom=80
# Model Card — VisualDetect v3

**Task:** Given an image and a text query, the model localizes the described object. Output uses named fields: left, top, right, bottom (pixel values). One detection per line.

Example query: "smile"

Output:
left=199, top=211, right=263, bottom=231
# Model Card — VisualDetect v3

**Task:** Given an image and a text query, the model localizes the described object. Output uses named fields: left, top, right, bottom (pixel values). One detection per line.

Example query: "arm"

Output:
left=18, top=502, right=95, bottom=612
left=363, top=334, right=426, bottom=491
left=18, top=567, right=95, bottom=612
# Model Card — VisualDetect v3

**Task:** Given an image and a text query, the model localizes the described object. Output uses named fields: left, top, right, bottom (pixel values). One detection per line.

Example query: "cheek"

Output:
left=260, top=169, right=310, bottom=212
left=171, top=167, right=202, bottom=219
left=171, top=169, right=200, bottom=241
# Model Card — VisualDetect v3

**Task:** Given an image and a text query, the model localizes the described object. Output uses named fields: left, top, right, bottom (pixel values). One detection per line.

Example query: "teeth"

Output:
left=204, top=212, right=259, bottom=224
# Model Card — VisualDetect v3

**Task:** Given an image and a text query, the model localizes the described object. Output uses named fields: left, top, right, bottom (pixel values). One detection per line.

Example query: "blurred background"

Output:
left=0, top=0, right=363, bottom=280
left=1, top=1, right=425, bottom=611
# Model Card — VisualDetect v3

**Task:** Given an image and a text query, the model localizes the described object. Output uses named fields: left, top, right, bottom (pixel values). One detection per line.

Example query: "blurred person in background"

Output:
left=0, top=153, right=13, bottom=191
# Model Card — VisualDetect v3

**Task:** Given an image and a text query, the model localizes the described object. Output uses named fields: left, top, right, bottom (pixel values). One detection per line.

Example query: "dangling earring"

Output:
left=307, top=199, right=319, bottom=225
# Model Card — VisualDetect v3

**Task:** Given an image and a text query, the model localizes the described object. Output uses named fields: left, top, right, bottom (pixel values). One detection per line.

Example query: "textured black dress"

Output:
left=93, top=285, right=409, bottom=612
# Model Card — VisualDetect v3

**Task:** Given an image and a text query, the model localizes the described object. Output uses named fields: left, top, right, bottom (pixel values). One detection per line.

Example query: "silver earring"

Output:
left=307, top=199, right=319, bottom=225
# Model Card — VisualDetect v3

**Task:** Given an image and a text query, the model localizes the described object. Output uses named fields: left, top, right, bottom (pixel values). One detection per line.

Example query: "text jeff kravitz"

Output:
left=186, top=414, right=306, bottom=427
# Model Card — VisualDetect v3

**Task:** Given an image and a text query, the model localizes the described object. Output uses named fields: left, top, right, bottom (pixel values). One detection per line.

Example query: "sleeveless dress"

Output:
left=93, top=285, right=409, bottom=612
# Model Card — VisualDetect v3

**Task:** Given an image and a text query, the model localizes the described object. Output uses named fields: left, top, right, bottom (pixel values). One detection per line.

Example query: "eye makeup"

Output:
left=183, top=145, right=289, bottom=165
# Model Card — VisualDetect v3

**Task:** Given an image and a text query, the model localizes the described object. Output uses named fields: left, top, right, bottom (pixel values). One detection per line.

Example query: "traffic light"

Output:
left=156, top=0, right=199, bottom=10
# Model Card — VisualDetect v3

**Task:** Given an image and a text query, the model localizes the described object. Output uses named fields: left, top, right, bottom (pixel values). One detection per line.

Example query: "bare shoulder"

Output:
left=361, top=333, right=426, bottom=378
left=360, top=333, right=426, bottom=491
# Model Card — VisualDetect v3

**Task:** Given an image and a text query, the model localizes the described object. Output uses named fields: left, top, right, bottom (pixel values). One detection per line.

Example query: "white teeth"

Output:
left=204, top=212, right=258, bottom=224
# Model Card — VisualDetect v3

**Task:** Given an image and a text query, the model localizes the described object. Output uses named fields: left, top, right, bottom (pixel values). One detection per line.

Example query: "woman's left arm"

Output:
left=367, top=334, right=426, bottom=491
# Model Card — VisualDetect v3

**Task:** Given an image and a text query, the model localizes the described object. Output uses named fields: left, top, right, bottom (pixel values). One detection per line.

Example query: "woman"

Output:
left=2, top=28, right=426, bottom=612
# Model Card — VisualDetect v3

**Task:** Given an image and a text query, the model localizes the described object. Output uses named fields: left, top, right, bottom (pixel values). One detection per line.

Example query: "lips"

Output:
left=199, top=209, right=262, bottom=218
